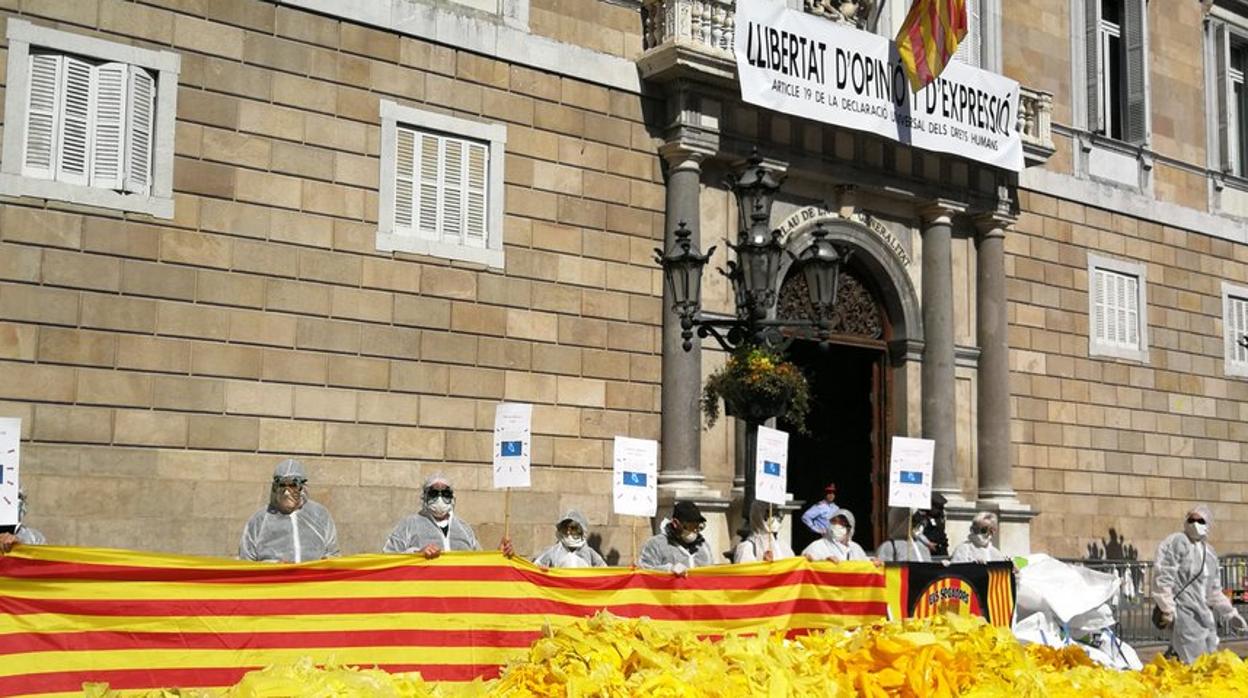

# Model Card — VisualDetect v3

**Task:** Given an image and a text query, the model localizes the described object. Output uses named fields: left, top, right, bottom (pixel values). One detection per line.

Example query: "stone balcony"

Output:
left=638, top=0, right=1055, bottom=167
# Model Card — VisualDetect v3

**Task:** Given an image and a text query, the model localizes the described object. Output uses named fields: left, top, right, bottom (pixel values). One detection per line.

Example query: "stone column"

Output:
left=974, top=213, right=1015, bottom=500
left=920, top=201, right=963, bottom=496
left=658, top=144, right=707, bottom=491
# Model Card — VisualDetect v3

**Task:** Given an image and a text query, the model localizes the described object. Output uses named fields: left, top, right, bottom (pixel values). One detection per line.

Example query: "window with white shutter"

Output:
left=378, top=100, right=507, bottom=269
left=952, top=0, right=981, bottom=67
left=0, top=20, right=178, bottom=218
left=1088, top=253, right=1149, bottom=362
left=1212, top=21, right=1248, bottom=178
left=1222, top=283, right=1248, bottom=377
left=18, top=51, right=155, bottom=193
left=1081, top=0, right=1148, bottom=144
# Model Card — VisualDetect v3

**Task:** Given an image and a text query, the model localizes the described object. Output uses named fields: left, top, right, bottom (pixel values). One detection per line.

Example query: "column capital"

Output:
left=973, top=211, right=1016, bottom=239
left=919, top=199, right=967, bottom=225
left=658, top=140, right=713, bottom=170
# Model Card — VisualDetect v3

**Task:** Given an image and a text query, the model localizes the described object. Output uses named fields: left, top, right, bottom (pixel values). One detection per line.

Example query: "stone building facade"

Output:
left=1, top=0, right=1247, bottom=564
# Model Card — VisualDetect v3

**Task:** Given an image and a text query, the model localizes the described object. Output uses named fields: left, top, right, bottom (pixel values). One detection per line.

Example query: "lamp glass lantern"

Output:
left=795, top=222, right=849, bottom=320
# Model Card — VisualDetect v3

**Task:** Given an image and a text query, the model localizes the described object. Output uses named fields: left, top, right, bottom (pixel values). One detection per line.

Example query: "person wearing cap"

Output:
left=0, top=489, right=46, bottom=555
left=800, top=482, right=842, bottom=536
left=239, top=458, right=340, bottom=563
left=383, top=473, right=515, bottom=559
left=533, top=510, right=607, bottom=568
left=639, top=501, right=715, bottom=576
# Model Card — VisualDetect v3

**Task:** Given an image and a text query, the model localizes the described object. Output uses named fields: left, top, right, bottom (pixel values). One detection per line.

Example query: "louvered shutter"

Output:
left=1122, top=274, right=1138, bottom=346
left=124, top=66, right=155, bottom=195
left=953, top=0, right=980, bottom=67
left=1229, top=296, right=1248, bottom=366
left=441, top=138, right=464, bottom=244
left=1123, top=0, right=1148, bottom=144
left=417, top=133, right=440, bottom=240
left=393, top=126, right=416, bottom=231
left=465, top=142, right=487, bottom=248
left=1215, top=24, right=1234, bottom=174
left=1239, top=296, right=1248, bottom=365
left=92, top=62, right=127, bottom=190
left=57, top=55, right=93, bottom=186
left=1085, top=0, right=1103, bottom=134
left=1093, top=269, right=1108, bottom=344
left=23, top=52, right=62, bottom=180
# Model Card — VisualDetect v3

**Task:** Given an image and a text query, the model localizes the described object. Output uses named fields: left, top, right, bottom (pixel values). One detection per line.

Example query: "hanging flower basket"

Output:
left=701, top=345, right=811, bottom=431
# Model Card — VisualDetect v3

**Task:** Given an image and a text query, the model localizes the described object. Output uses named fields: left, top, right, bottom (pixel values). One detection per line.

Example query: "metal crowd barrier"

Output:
left=1060, top=557, right=1248, bottom=645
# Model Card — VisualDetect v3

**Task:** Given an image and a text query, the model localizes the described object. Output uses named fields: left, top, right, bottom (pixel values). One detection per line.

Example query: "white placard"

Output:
left=492, top=403, right=532, bottom=488
left=0, top=418, right=20, bottom=526
left=612, top=436, right=658, bottom=517
left=887, top=436, right=935, bottom=510
left=753, top=425, right=789, bottom=506
left=735, top=0, right=1023, bottom=172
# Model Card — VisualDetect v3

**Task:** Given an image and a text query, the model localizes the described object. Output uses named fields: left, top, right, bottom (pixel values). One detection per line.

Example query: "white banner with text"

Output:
left=734, top=0, right=1022, bottom=172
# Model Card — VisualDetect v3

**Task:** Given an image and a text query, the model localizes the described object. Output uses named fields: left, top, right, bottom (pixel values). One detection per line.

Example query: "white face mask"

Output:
left=681, top=531, right=699, bottom=544
left=427, top=498, right=453, bottom=517
left=1186, top=521, right=1208, bottom=541
left=560, top=534, right=585, bottom=550
left=969, top=532, right=991, bottom=547
left=766, top=517, right=783, bottom=534
left=828, top=524, right=849, bottom=542
left=913, top=526, right=924, bottom=538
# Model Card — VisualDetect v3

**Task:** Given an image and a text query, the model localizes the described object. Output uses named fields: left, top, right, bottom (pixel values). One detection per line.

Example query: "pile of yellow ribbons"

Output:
left=85, top=612, right=1248, bottom=697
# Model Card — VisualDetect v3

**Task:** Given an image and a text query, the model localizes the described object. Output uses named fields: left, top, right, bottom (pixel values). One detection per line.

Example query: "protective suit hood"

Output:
left=268, top=459, right=308, bottom=513
left=558, top=509, right=590, bottom=535
left=274, top=458, right=308, bottom=481
left=748, top=500, right=781, bottom=534
left=823, top=508, right=856, bottom=541
left=419, top=473, right=455, bottom=518
left=1185, top=505, right=1213, bottom=541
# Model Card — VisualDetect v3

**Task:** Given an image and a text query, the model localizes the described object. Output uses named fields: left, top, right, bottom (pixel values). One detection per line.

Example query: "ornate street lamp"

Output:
left=793, top=222, right=852, bottom=324
left=654, top=222, right=715, bottom=351
left=654, top=150, right=854, bottom=538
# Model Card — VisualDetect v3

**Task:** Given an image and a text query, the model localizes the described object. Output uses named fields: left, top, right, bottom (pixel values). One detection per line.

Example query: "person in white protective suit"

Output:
left=239, top=459, right=340, bottom=563
left=801, top=509, right=868, bottom=562
left=950, top=511, right=1008, bottom=563
left=0, top=490, right=46, bottom=555
left=639, top=501, right=715, bottom=575
left=1152, top=504, right=1248, bottom=663
left=876, top=510, right=932, bottom=563
left=533, top=510, right=607, bottom=568
left=733, top=499, right=794, bottom=563
left=383, top=473, right=484, bottom=558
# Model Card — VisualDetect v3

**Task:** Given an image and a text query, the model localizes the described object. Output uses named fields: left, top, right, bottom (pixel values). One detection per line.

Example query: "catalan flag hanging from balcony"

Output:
left=895, top=0, right=968, bottom=92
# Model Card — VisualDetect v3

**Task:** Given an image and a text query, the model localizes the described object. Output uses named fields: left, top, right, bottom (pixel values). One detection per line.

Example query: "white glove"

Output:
left=1229, top=613, right=1248, bottom=633
left=671, top=563, right=688, bottom=577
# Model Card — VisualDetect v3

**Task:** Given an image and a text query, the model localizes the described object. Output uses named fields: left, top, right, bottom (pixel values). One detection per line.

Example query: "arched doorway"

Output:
left=777, top=266, right=890, bottom=554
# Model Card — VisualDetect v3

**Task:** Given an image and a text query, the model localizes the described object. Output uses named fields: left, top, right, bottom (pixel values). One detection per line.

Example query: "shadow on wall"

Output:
left=590, top=533, right=622, bottom=566
left=1085, top=527, right=1140, bottom=561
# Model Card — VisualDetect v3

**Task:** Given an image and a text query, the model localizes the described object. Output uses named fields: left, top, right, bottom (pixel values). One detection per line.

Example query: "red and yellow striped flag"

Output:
left=0, top=546, right=888, bottom=696
left=895, top=0, right=968, bottom=92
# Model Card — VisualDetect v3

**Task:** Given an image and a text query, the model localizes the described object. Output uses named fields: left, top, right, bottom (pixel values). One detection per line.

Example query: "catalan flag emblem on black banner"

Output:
left=885, top=561, right=1015, bottom=627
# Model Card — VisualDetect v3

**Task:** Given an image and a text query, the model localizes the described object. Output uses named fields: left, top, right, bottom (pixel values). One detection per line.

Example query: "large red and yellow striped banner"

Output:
left=895, top=0, right=968, bottom=92
left=0, top=546, right=888, bottom=697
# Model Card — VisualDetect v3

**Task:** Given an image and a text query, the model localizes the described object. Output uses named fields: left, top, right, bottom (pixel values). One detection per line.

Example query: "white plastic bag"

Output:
left=1015, top=554, right=1120, bottom=623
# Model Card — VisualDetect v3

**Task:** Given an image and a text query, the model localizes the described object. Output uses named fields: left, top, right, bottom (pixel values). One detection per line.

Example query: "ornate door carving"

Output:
left=776, top=266, right=885, bottom=341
